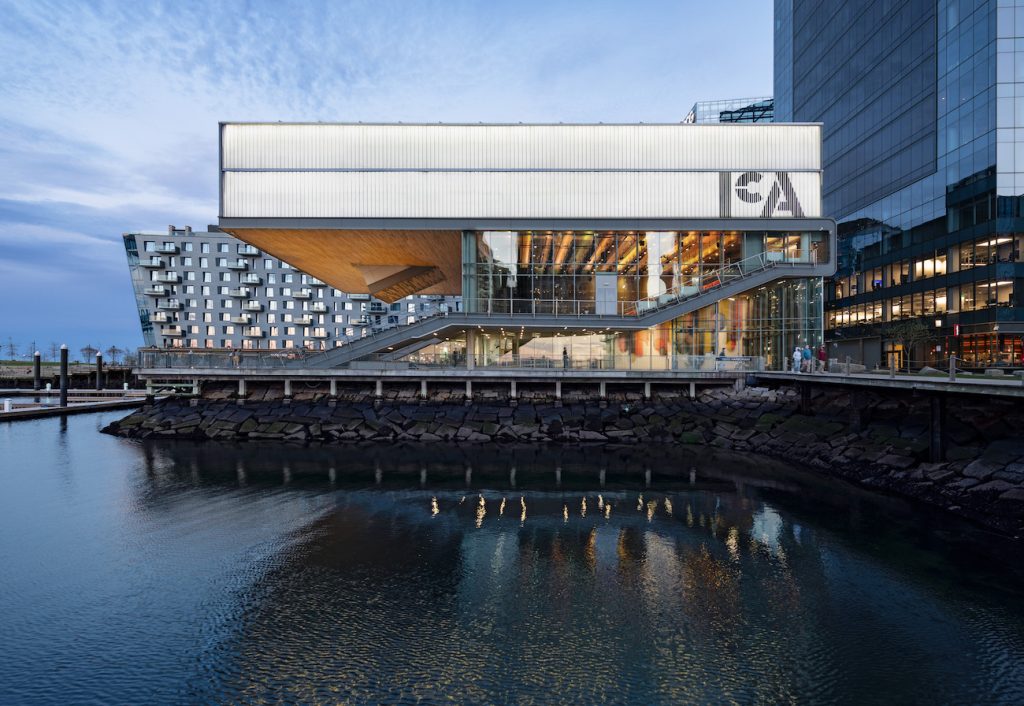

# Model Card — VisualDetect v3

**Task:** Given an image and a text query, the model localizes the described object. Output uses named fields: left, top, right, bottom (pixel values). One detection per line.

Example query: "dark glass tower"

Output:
left=775, top=0, right=1024, bottom=370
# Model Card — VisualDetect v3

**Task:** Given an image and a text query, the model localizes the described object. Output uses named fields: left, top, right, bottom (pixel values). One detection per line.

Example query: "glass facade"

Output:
left=393, top=230, right=828, bottom=371
left=776, top=0, right=1024, bottom=369
left=684, top=97, right=775, bottom=124
left=463, top=230, right=828, bottom=315
left=404, top=279, right=822, bottom=372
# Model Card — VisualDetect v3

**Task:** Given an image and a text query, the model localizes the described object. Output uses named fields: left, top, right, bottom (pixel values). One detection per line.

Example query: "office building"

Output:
left=776, top=0, right=1024, bottom=368
left=123, top=227, right=454, bottom=350
left=684, top=97, right=774, bottom=124
left=212, top=122, right=835, bottom=370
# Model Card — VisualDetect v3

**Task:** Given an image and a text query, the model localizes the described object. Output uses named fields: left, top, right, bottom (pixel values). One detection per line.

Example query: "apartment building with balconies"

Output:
left=123, top=226, right=458, bottom=350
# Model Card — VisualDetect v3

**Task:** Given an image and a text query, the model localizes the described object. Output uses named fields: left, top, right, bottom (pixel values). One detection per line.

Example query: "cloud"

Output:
left=0, top=0, right=773, bottom=352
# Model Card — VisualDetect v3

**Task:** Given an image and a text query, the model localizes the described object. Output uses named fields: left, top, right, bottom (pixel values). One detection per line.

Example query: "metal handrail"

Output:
left=292, top=249, right=820, bottom=367
left=135, top=347, right=765, bottom=373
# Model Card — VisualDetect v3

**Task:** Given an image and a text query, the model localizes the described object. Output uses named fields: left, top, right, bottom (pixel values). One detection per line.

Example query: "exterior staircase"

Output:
left=292, top=251, right=822, bottom=369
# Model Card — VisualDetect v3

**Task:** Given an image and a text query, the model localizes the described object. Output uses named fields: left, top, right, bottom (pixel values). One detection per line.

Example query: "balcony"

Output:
left=144, top=285, right=168, bottom=297
left=241, top=274, right=262, bottom=285
left=226, top=260, right=249, bottom=270
left=243, top=302, right=264, bottom=312
left=311, top=330, right=330, bottom=339
left=352, top=316, right=370, bottom=327
left=349, top=293, right=371, bottom=301
left=368, top=303, right=388, bottom=314
left=159, top=326, right=184, bottom=337
left=291, top=315, right=314, bottom=325
left=228, top=287, right=251, bottom=298
left=307, top=277, right=325, bottom=286
left=310, top=302, right=328, bottom=313
left=155, top=244, right=179, bottom=255
left=238, top=245, right=261, bottom=256
left=154, top=273, right=181, bottom=283
left=157, top=301, right=184, bottom=310
left=242, top=327, right=265, bottom=338
left=231, top=314, right=252, bottom=325
left=293, top=289, right=313, bottom=299
left=150, top=312, right=171, bottom=323
left=140, top=257, right=165, bottom=269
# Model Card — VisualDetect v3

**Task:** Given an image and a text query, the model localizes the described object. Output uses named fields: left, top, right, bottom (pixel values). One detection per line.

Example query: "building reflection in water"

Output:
left=122, top=440, right=1024, bottom=704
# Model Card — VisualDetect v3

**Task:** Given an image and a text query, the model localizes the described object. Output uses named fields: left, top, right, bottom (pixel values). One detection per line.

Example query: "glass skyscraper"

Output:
left=775, top=0, right=1024, bottom=369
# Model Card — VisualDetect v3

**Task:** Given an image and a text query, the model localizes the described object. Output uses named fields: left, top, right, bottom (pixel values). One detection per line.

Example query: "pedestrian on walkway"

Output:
left=817, top=345, right=827, bottom=372
left=792, top=346, right=803, bottom=373
left=802, top=345, right=813, bottom=373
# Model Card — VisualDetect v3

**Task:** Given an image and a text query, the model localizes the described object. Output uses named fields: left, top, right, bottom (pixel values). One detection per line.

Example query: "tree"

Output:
left=4, top=337, right=17, bottom=360
left=80, top=344, right=99, bottom=363
left=105, top=346, right=122, bottom=364
left=123, top=348, right=138, bottom=367
left=879, top=319, right=934, bottom=372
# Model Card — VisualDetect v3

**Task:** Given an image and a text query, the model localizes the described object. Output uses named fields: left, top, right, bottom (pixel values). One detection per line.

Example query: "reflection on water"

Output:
left=2, top=413, right=1024, bottom=704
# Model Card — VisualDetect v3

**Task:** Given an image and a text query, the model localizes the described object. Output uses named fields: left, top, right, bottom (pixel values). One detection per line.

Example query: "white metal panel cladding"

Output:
left=221, top=123, right=821, bottom=172
left=222, top=171, right=821, bottom=219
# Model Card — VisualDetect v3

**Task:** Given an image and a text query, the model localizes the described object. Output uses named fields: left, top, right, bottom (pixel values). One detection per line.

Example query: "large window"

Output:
left=467, top=230, right=828, bottom=314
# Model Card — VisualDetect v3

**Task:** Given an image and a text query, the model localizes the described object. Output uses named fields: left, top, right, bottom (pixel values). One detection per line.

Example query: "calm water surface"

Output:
left=2, top=412, right=1024, bottom=705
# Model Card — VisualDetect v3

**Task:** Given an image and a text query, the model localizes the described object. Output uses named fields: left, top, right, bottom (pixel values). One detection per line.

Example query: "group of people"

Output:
left=792, top=344, right=827, bottom=373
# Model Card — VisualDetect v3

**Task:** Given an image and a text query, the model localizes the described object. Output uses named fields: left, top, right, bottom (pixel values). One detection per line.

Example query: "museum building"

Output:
left=216, top=123, right=836, bottom=370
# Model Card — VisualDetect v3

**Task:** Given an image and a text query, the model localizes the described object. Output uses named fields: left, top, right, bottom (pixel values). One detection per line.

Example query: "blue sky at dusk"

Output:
left=0, top=0, right=773, bottom=357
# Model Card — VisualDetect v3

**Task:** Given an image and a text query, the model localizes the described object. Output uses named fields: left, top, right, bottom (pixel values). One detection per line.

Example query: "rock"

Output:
left=962, top=459, right=1001, bottom=481
left=877, top=454, right=916, bottom=470
left=998, top=488, right=1024, bottom=502
left=967, top=480, right=1016, bottom=494
left=579, top=430, right=607, bottom=441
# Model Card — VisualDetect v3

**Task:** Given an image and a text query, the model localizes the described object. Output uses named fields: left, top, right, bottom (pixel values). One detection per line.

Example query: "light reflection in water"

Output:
left=5, top=416, right=1024, bottom=705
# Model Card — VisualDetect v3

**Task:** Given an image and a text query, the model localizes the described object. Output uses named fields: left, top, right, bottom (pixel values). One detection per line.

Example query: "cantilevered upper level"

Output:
left=218, top=122, right=835, bottom=303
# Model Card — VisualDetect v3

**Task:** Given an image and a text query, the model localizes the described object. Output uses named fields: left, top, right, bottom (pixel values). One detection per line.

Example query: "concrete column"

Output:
left=800, top=383, right=811, bottom=414
left=238, top=378, right=246, bottom=398
left=283, top=378, right=292, bottom=398
left=330, top=378, right=337, bottom=396
left=32, top=351, right=41, bottom=391
left=599, top=381, right=606, bottom=399
left=465, top=380, right=473, bottom=401
left=643, top=381, right=651, bottom=399
left=510, top=380, right=517, bottom=399
left=466, top=329, right=476, bottom=370
left=375, top=379, right=383, bottom=399
left=95, top=352, right=104, bottom=391
left=59, top=344, right=68, bottom=408
left=689, top=381, right=696, bottom=399
left=555, top=381, right=562, bottom=400
left=929, top=394, right=946, bottom=462
left=420, top=379, right=428, bottom=399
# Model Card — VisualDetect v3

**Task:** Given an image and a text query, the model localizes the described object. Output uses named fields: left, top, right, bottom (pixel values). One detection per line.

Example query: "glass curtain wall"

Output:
left=464, top=230, right=827, bottom=316
left=405, top=278, right=822, bottom=371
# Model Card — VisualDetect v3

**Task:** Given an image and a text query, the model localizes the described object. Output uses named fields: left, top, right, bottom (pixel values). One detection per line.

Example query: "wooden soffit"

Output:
left=222, top=229, right=462, bottom=300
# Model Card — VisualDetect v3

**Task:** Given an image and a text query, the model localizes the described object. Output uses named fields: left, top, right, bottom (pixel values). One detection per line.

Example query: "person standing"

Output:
left=802, top=345, right=813, bottom=373
left=792, top=346, right=803, bottom=373
left=816, top=345, right=827, bottom=373
left=562, top=346, right=570, bottom=370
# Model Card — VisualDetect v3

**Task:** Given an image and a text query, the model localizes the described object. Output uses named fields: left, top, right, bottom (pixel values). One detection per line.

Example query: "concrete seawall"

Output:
left=102, top=384, right=1024, bottom=537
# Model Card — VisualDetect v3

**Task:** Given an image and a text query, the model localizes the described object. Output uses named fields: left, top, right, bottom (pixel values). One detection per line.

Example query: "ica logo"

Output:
left=733, top=172, right=805, bottom=218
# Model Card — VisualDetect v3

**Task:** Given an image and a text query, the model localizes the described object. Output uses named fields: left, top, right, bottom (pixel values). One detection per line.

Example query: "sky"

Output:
left=0, top=0, right=773, bottom=358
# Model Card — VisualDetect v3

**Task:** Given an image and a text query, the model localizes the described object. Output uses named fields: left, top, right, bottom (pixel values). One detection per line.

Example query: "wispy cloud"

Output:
left=0, top=0, right=773, bottom=351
